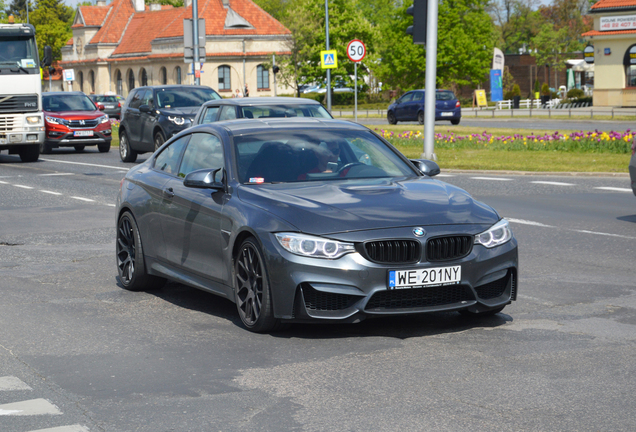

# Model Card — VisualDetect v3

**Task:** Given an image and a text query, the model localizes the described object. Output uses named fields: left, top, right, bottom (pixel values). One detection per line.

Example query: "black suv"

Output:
left=118, top=85, right=221, bottom=162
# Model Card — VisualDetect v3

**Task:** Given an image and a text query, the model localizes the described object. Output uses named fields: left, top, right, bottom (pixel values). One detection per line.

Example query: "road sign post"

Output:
left=347, top=39, right=366, bottom=123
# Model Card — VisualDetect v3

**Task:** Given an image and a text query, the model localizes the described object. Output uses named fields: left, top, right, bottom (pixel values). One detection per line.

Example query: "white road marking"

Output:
left=28, top=425, right=89, bottom=432
left=39, top=158, right=129, bottom=172
left=574, top=230, right=636, bottom=240
left=39, top=190, right=63, bottom=195
left=0, top=376, right=32, bottom=391
left=13, top=184, right=34, bottom=189
left=70, top=196, right=95, bottom=202
left=594, top=187, right=632, bottom=193
left=470, top=176, right=513, bottom=181
left=531, top=181, right=575, bottom=186
left=0, top=180, right=8, bottom=184
left=507, top=218, right=554, bottom=228
left=37, top=173, right=74, bottom=176
left=436, top=174, right=455, bottom=177
left=106, top=203, right=116, bottom=207
left=0, top=398, right=62, bottom=416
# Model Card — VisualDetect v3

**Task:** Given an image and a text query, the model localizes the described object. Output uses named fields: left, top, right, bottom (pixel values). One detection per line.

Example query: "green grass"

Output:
left=110, top=124, right=632, bottom=173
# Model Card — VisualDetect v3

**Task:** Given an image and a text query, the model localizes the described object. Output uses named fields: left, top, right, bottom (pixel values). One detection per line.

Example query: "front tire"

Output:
left=74, top=145, right=85, bottom=152
left=119, top=130, right=137, bottom=163
left=116, top=211, right=163, bottom=291
left=234, top=237, right=278, bottom=333
left=98, top=142, right=111, bottom=153
left=387, top=111, right=397, bottom=125
left=40, top=141, right=52, bottom=154
left=19, top=145, right=40, bottom=162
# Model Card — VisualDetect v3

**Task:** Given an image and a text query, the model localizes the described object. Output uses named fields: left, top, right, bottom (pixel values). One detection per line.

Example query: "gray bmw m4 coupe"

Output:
left=116, top=118, right=518, bottom=332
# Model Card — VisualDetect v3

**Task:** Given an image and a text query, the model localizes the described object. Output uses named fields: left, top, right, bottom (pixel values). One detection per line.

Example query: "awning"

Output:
left=566, top=59, right=594, bottom=72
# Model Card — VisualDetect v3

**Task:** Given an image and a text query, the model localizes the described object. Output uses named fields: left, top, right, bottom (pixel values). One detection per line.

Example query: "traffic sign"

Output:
left=321, top=50, right=338, bottom=69
left=347, top=40, right=366, bottom=62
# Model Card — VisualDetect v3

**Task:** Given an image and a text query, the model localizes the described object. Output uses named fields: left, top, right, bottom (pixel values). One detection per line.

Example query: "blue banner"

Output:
left=490, top=69, right=503, bottom=102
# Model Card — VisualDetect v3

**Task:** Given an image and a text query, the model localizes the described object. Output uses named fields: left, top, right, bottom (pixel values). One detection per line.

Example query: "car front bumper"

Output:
left=45, top=131, right=112, bottom=148
left=260, top=224, right=518, bottom=322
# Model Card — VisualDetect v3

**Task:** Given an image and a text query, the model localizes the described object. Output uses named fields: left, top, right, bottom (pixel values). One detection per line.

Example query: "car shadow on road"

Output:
left=617, top=214, right=636, bottom=224
left=130, top=278, right=512, bottom=340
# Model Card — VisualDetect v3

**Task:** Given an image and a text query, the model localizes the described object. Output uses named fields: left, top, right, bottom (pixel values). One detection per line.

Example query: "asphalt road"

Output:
left=0, top=148, right=635, bottom=431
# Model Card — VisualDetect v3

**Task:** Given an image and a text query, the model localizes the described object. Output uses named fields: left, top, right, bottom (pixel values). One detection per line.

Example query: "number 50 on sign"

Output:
left=347, top=39, right=366, bottom=62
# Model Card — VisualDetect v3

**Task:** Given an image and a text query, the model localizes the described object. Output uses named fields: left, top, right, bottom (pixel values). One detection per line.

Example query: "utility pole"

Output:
left=422, top=0, right=438, bottom=160
left=192, top=0, right=200, bottom=85
left=325, top=0, right=331, bottom=111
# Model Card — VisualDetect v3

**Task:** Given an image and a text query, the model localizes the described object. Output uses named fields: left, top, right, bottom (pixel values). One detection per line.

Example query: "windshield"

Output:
left=43, top=94, right=98, bottom=112
left=156, top=88, right=221, bottom=109
left=240, top=104, right=332, bottom=119
left=235, top=129, right=415, bottom=184
left=0, top=35, right=38, bottom=69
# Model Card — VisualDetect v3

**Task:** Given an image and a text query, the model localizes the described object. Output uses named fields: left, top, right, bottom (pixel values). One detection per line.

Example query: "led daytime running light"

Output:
left=474, top=219, right=512, bottom=248
left=275, top=233, right=354, bottom=259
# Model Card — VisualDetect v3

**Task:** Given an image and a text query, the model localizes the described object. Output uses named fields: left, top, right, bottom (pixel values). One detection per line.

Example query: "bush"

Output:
left=512, top=84, right=521, bottom=97
left=567, top=88, right=585, bottom=99
left=541, top=83, right=550, bottom=96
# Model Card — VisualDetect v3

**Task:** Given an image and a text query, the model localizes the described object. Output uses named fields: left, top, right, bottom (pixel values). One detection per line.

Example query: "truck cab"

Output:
left=0, top=19, right=50, bottom=162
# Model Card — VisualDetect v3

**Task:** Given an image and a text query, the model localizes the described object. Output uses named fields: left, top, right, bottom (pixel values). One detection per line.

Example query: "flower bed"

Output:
left=376, top=129, right=634, bottom=154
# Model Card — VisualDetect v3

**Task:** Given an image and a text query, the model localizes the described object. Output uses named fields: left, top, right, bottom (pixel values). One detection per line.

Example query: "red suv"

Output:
left=42, top=92, right=112, bottom=153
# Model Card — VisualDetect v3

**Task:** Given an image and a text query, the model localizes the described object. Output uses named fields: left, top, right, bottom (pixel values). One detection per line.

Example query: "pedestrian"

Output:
left=235, top=89, right=242, bottom=98
left=244, top=84, right=249, bottom=97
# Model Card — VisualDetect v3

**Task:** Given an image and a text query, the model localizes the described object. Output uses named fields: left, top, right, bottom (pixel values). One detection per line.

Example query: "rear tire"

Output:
left=119, top=130, right=137, bottom=163
left=234, top=237, right=279, bottom=333
left=154, top=131, right=165, bottom=151
left=74, top=145, right=85, bottom=152
left=451, top=119, right=460, bottom=125
left=116, top=211, right=164, bottom=291
left=417, top=111, right=424, bottom=125
left=19, top=145, right=39, bottom=162
left=387, top=111, right=397, bottom=125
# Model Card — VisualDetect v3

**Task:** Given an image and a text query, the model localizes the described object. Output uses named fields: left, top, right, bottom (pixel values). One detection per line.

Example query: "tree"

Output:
left=29, top=0, right=73, bottom=61
left=4, top=0, right=32, bottom=21
left=530, top=23, right=569, bottom=88
left=489, top=0, right=541, bottom=54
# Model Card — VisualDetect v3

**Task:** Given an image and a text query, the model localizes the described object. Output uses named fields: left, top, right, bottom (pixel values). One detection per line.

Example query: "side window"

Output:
left=178, top=133, right=224, bottom=178
left=128, top=90, right=142, bottom=109
left=398, top=93, right=413, bottom=103
left=154, top=135, right=189, bottom=175
left=202, top=106, right=220, bottom=123
left=218, top=106, right=237, bottom=121
left=140, top=89, right=153, bottom=108
left=413, top=92, right=424, bottom=101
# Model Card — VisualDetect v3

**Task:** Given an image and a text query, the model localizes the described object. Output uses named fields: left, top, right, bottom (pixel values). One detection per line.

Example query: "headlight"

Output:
left=275, top=233, right=355, bottom=259
left=168, top=116, right=185, bottom=125
left=25, top=115, right=41, bottom=125
left=45, top=116, right=66, bottom=125
left=474, top=219, right=512, bottom=248
left=99, top=115, right=109, bottom=124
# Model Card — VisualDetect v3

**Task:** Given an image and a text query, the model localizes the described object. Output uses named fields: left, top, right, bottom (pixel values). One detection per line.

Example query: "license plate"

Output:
left=441, top=112, right=453, bottom=117
left=388, top=265, right=461, bottom=289
left=105, top=105, right=115, bottom=109
left=73, top=131, right=93, bottom=137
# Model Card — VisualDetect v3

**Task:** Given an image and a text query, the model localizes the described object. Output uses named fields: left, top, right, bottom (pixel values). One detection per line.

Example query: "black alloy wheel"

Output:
left=387, top=111, right=397, bottom=125
left=116, top=211, right=162, bottom=291
left=154, top=132, right=165, bottom=151
left=119, top=130, right=137, bottom=162
left=74, top=145, right=85, bottom=152
left=234, top=238, right=278, bottom=332
left=418, top=111, right=424, bottom=125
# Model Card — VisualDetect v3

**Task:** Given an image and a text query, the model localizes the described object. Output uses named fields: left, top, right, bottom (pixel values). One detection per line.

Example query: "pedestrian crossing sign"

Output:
left=321, top=50, right=338, bottom=69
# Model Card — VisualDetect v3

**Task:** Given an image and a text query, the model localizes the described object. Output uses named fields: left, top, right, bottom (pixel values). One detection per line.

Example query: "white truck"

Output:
left=0, top=18, right=51, bottom=162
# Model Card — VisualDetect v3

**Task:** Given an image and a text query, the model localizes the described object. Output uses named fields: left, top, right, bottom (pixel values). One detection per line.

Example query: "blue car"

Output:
left=387, top=89, right=461, bottom=125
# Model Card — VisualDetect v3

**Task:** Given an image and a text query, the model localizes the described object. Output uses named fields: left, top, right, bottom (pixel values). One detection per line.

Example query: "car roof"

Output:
left=43, top=91, right=87, bottom=96
left=188, top=118, right=368, bottom=135
left=200, top=97, right=323, bottom=108
left=134, top=85, right=214, bottom=91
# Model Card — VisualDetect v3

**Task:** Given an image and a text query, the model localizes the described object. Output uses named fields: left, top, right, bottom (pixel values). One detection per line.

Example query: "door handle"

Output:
left=163, top=187, right=174, bottom=199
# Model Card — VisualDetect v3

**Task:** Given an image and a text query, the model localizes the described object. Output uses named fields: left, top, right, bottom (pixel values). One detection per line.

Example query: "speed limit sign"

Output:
left=347, top=39, right=366, bottom=62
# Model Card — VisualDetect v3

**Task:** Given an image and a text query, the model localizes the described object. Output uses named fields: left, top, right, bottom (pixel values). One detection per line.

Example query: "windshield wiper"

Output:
left=10, top=65, right=29, bottom=74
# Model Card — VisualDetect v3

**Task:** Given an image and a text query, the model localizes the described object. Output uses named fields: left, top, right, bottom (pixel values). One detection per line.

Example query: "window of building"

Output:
left=140, top=68, right=148, bottom=87
left=625, top=45, right=636, bottom=87
left=175, top=66, right=182, bottom=84
left=89, top=70, right=95, bottom=93
left=78, top=71, right=84, bottom=92
left=160, top=67, right=167, bottom=85
left=218, top=65, right=231, bottom=91
left=127, top=69, right=135, bottom=91
left=257, top=65, right=269, bottom=90
left=116, top=70, right=123, bottom=95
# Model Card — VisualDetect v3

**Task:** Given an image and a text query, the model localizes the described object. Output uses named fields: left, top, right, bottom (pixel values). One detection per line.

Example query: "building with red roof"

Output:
left=61, top=0, right=291, bottom=97
left=582, top=0, right=636, bottom=106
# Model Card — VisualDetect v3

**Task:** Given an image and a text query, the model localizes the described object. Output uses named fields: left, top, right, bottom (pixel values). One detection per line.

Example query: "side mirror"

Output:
left=410, top=159, right=440, bottom=177
left=139, top=104, right=151, bottom=113
left=183, top=168, right=225, bottom=190
left=42, top=46, right=52, bottom=67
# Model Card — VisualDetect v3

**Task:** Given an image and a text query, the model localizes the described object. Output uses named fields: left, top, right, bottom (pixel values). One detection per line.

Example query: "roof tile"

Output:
left=590, top=0, right=636, bottom=10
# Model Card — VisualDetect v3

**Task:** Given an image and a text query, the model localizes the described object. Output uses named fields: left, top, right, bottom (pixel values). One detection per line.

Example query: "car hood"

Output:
left=43, top=110, right=102, bottom=119
left=237, top=177, right=499, bottom=235
left=159, top=107, right=199, bottom=117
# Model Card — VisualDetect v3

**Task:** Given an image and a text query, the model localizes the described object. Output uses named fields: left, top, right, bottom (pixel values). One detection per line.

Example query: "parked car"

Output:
left=192, top=97, right=332, bottom=125
left=42, top=91, right=112, bottom=153
left=629, top=136, right=636, bottom=196
left=115, top=117, right=518, bottom=332
left=88, top=94, right=123, bottom=119
left=387, top=89, right=461, bottom=125
left=118, top=85, right=221, bottom=162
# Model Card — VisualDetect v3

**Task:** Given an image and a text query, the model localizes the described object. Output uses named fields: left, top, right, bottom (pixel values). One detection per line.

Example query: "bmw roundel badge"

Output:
left=413, top=227, right=426, bottom=237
